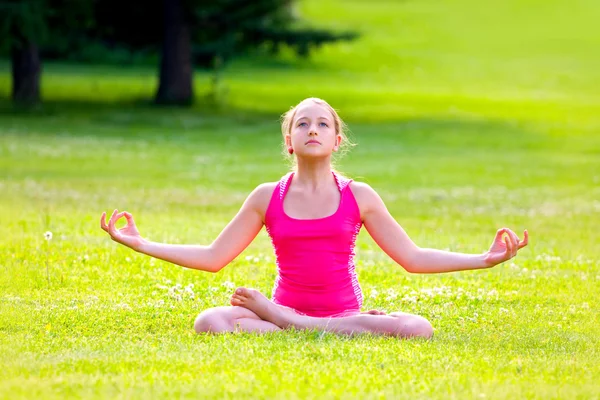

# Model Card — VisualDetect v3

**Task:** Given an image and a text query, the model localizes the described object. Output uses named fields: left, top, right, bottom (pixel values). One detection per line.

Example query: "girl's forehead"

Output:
left=294, top=102, right=333, bottom=120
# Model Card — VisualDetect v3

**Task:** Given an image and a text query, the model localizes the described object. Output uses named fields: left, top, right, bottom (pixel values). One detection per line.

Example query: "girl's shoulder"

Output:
left=250, top=181, right=279, bottom=203
left=244, top=181, right=279, bottom=219
left=348, top=180, right=377, bottom=196
left=347, top=180, right=385, bottom=217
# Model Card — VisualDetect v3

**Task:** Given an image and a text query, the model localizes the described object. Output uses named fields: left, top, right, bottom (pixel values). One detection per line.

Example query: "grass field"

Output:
left=1, top=0, right=599, bottom=398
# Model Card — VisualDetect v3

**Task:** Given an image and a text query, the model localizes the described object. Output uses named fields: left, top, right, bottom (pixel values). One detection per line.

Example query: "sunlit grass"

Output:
left=1, top=0, right=599, bottom=398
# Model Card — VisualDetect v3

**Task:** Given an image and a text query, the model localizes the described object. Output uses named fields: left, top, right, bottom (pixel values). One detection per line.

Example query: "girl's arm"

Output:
left=100, top=183, right=273, bottom=273
left=352, top=183, right=528, bottom=274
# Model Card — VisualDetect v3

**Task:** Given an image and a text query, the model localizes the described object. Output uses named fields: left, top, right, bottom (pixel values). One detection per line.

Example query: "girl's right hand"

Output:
left=100, top=209, right=145, bottom=251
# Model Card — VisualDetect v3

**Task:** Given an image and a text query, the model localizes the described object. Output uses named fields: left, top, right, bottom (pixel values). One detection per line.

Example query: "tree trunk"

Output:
left=155, top=0, right=193, bottom=105
left=11, top=41, right=41, bottom=105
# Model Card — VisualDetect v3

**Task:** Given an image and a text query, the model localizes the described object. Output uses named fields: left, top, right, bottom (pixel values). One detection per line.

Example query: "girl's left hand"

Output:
left=484, top=228, right=529, bottom=267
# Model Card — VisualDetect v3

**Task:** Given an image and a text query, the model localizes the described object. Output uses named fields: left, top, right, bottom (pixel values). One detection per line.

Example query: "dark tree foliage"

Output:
left=0, top=0, right=358, bottom=106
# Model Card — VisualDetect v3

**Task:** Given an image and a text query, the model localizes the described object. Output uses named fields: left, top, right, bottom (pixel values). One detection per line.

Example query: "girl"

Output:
left=100, top=97, right=528, bottom=339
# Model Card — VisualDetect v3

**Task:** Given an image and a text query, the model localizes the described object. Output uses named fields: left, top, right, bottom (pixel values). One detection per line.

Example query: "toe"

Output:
left=235, top=287, right=252, bottom=298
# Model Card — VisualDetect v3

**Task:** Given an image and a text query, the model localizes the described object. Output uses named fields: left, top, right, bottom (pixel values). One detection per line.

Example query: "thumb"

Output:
left=124, top=211, right=135, bottom=223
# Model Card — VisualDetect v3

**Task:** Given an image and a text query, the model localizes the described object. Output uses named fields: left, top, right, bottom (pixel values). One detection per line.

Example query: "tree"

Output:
left=0, top=0, right=358, bottom=107
left=90, top=0, right=357, bottom=106
left=0, top=0, right=93, bottom=106
left=0, top=1, right=45, bottom=105
left=155, top=0, right=194, bottom=105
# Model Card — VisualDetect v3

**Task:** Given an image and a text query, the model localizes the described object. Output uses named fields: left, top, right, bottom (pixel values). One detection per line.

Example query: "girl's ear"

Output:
left=334, top=134, right=343, bottom=151
left=285, top=134, right=292, bottom=147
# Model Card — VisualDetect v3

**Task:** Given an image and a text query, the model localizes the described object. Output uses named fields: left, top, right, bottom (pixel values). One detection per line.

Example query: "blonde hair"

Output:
left=280, top=98, right=355, bottom=167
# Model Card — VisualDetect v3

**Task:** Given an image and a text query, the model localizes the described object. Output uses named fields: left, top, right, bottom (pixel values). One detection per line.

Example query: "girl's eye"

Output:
left=298, top=122, right=308, bottom=127
left=319, top=122, right=328, bottom=127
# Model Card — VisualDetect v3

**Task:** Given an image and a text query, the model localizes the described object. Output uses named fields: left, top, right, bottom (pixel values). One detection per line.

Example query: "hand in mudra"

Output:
left=484, top=228, right=529, bottom=267
left=100, top=209, right=145, bottom=250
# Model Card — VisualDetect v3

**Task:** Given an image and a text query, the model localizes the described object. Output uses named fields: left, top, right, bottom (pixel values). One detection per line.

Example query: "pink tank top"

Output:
left=265, top=171, right=364, bottom=317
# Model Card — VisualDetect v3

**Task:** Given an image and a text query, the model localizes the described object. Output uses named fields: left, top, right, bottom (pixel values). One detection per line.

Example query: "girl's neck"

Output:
left=293, top=160, right=334, bottom=192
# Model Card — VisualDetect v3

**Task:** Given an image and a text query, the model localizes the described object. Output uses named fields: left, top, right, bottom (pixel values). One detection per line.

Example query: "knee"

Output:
left=194, top=308, right=230, bottom=334
left=397, top=315, right=434, bottom=339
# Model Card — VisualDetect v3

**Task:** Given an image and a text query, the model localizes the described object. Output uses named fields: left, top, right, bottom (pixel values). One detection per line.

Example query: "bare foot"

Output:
left=230, top=287, right=299, bottom=329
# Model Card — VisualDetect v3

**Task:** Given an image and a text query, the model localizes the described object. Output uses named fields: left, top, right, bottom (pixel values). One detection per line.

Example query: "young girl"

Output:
left=100, top=97, right=528, bottom=339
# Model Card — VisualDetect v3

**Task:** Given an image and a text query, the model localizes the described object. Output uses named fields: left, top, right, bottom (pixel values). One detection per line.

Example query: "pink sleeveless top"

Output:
left=265, top=171, right=364, bottom=317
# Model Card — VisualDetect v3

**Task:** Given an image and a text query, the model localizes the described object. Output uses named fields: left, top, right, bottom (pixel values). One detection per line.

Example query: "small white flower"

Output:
left=370, top=289, right=379, bottom=299
left=500, top=308, right=509, bottom=313
left=402, top=295, right=417, bottom=303
left=44, top=231, right=53, bottom=241
left=222, top=281, right=235, bottom=290
left=184, top=287, right=195, bottom=296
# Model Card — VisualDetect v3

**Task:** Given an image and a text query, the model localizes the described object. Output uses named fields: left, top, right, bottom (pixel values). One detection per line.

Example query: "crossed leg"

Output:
left=194, top=305, right=282, bottom=333
left=195, top=288, right=433, bottom=339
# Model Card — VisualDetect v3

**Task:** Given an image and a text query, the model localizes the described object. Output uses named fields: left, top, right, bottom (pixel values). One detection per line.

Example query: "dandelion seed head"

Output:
left=44, top=231, right=53, bottom=241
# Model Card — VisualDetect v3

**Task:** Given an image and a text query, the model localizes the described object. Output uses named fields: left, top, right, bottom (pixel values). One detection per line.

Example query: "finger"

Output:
left=100, top=212, right=108, bottom=232
left=506, top=229, right=520, bottom=256
left=496, top=228, right=505, bottom=241
left=123, top=211, right=136, bottom=226
left=504, top=236, right=513, bottom=259
left=114, top=212, right=126, bottom=229
left=519, top=229, right=529, bottom=248
left=108, top=209, right=121, bottom=235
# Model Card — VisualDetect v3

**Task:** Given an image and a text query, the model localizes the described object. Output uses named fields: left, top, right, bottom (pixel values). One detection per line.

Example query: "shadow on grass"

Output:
left=0, top=95, right=562, bottom=154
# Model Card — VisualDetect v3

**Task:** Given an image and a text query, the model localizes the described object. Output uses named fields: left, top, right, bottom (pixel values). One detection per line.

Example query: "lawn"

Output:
left=1, top=0, right=599, bottom=398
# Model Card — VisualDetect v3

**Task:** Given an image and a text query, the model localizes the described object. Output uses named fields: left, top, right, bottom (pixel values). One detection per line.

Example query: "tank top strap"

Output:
left=278, top=172, right=294, bottom=201
left=265, top=172, right=293, bottom=225
left=333, top=171, right=353, bottom=193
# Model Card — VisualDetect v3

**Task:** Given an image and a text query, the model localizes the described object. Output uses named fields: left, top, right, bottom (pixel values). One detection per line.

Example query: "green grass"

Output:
left=1, top=0, right=600, bottom=398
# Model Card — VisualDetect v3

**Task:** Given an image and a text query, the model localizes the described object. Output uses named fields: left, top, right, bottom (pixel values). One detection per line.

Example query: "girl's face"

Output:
left=286, top=102, right=341, bottom=158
